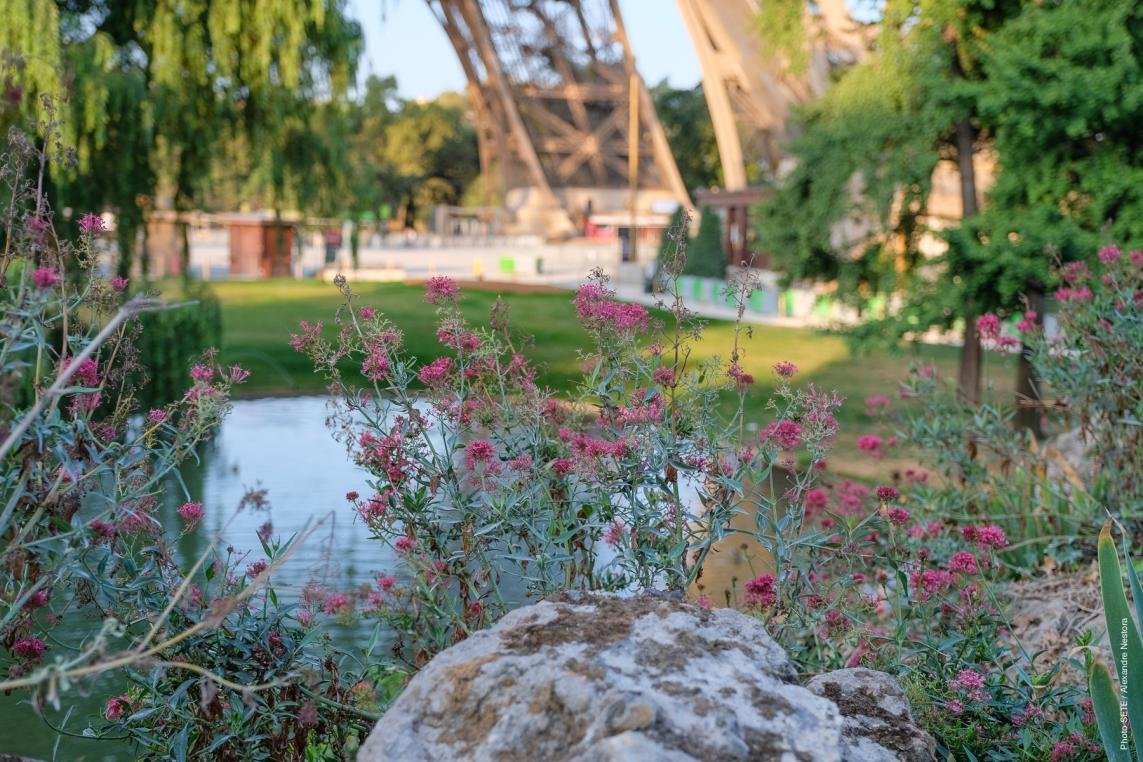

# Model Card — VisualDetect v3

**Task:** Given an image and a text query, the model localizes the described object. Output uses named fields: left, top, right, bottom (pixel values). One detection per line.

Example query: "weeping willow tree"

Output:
left=0, top=0, right=362, bottom=274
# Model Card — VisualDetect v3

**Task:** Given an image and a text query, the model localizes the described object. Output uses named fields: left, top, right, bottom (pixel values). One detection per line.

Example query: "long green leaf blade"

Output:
left=1098, top=521, right=1143, bottom=762
left=1123, top=534, right=1143, bottom=635
left=1090, top=660, right=1133, bottom=762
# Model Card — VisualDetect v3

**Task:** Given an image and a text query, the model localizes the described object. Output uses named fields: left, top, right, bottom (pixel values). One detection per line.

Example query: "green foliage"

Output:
left=134, top=287, right=223, bottom=409
left=754, top=36, right=943, bottom=294
left=949, top=0, right=1143, bottom=300
left=752, top=0, right=810, bottom=75
left=650, top=81, right=723, bottom=192
left=754, top=0, right=1143, bottom=339
left=1, top=0, right=364, bottom=270
left=1089, top=521, right=1143, bottom=761
left=685, top=206, right=726, bottom=279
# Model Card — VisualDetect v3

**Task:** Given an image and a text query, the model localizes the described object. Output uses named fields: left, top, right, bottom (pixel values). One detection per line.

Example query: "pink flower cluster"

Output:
left=464, top=439, right=497, bottom=470
left=289, top=320, right=323, bottom=353
left=744, top=573, right=777, bottom=608
left=437, top=328, right=481, bottom=352
left=104, top=694, right=131, bottom=721
left=78, top=212, right=105, bottom=235
left=759, top=419, right=802, bottom=450
left=961, top=524, right=1008, bottom=549
left=947, top=669, right=987, bottom=701
left=362, top=342, right=391, bottom=381
left=864, top=394, right=890, bottom=416
left=573, top=282, right=650, bottom=333
left=417, top=356, right=454, bottom=386
left=424, top=276, right=461, bottom=303
left=604, top=520, right=627, bottom=547
left=1015, top=309, right=1038, bottom=333
left=651, top=366, right=676, bottom=386
left=64, top=357, right=101, bottom=387
left=1054, top=286, right=1093, bottom=302
left=358, top=429, right=416, bottom=487
left=560, top=428, right=629, bottom=464
left=177, top=501, right=204, bottom=529
left=32, top=267, right=60, bottom=289
left=859, top=431, right=882, bottom=456
left=947, top=551, right=979, bottom=575
left=875, top=486, right=898, bottom=502
left=726, top=361, right=754, bottom=387
left=975, top=313, right=1002, bottom=341
left=616, top=391, right=666, bottom=426
left=882, top=506, right=910, bottom=526
left=190, top=364, right=214, bottom=383
left=12, top=637, right=46, bottom=660
left=910, top=568, right=954, bottom=601
left=773, top=361, right=798, bottom=378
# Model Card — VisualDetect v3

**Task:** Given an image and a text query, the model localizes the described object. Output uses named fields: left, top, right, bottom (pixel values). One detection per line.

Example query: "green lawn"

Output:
left=177, top=279, right=1016, bottom=481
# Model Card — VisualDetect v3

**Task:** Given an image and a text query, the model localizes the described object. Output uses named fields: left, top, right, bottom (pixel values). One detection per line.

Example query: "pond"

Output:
left=0, top=396, right=389, bottom=761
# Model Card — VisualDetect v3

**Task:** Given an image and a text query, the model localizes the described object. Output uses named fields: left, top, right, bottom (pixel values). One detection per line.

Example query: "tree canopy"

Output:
left=755, top=0, right=1143, bottom=398
left=2, top=0, right=364, bottom=271
left=650, top=80, right=723, bottom=194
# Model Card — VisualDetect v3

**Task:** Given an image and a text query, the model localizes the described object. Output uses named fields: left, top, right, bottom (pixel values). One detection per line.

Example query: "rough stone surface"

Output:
left=360, top=593, right=932, bottom=761
left=806, top=668, right=936, bottom=762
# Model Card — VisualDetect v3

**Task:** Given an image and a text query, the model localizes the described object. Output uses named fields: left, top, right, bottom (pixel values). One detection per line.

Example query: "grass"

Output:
left=167, top=278, right=1017, bottom=481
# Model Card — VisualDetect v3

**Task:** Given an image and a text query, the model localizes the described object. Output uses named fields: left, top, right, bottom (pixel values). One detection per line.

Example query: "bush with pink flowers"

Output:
left=0, top=128, right=385, bottom=759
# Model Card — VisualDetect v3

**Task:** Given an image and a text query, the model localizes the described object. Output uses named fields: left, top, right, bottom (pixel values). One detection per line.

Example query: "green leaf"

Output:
left=1123, top=534, right=1143, bottom=636
left=1098, top=520, right=1143, bottom=762
left=1089, top=660, right=1132, bottom=762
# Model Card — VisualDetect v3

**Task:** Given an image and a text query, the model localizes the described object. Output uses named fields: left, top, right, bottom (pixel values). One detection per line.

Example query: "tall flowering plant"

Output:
left=294, top=236, right=842, bottom=664
left=1030, top=247, right=1143, bottom=513
left=0, top=128, right=237, bottom=699
left=0, top=127, right=381, bottom=759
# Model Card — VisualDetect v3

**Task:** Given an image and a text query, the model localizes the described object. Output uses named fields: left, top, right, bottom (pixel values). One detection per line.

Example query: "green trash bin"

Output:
left=498, top=257, right=516, bottom=276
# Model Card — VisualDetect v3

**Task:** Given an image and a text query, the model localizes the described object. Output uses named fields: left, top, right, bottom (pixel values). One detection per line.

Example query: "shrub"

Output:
left=134, top=284, right=223, bottom=409
left=683, top=205, right=726, bottom=279
left=0, top=126, right=377, bottom=760
left=293, top=268, right=838, bottom=664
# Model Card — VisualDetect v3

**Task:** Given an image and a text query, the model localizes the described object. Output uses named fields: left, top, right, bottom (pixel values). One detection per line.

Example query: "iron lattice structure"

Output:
left=428, top=0, right=691, bottom=235
left=677, top=0, right=870, bottom=189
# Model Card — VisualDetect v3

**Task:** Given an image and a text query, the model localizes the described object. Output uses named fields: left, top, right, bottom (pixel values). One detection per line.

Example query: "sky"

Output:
left=350, top=0, right=704, bottom=100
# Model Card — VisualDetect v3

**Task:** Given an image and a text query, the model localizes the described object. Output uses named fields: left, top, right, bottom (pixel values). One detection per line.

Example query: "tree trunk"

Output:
left=179, top=219, right=191, bottom=286
left=1014, top=288, right=1045, bottom=437
left=955, top=118, right=981, bottom=404
left=957, top=310, right=982, bottom=405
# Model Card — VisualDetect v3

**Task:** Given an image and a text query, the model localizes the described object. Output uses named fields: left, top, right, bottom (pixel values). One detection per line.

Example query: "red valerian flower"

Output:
left=743, top=573, right=777, bottom=608
left=424, top=276, right=461, bottom=303
left=104, top=694, right=131, bottom=721
left=13, top=638, right=46, bottom=660
left=773, top=360, right=798, bottom=378
left=875, top=486, right=899, bottom=502
left=177, top=501, right=204, bottom=529
left=32, top=267, right=60, bottom=289
left=78, top=212, right=105, bottom=235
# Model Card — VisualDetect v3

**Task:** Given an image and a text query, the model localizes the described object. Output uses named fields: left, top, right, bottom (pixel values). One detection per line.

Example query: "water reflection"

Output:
left=189, top=395, right=393, bottom=599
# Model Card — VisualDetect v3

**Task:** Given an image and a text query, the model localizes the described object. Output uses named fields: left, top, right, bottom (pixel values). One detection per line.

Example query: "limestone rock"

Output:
left=806, top=668, right=936, bottom=762
left=359, top=593, right=931, bottom=761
